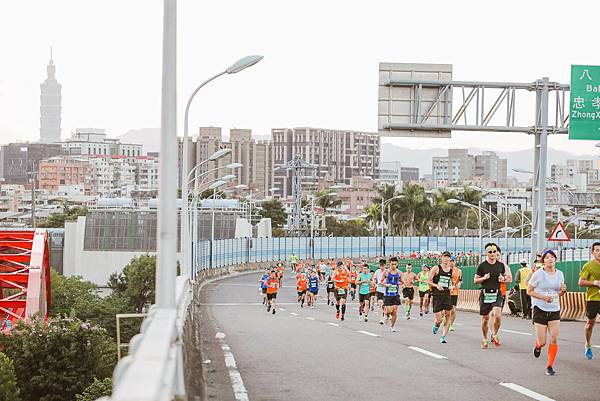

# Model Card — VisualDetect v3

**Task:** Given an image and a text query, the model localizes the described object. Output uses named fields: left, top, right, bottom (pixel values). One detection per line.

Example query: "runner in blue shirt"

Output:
left=259, top=268, right=270, bottom=305
left=308, top=270, right=320, bottom=308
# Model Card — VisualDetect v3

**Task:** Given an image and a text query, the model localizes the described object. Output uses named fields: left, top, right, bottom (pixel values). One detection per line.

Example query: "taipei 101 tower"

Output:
left=39, top=47, right=62, bottom=143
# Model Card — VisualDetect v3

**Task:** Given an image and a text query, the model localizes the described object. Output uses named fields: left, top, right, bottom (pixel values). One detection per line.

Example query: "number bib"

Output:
left=337, top=288, right=346, bottom=295
left=377, top=284, right=386, bottom=293
left=483, top=289, right=498, bottom=304
left=438, top=275, right=450, bottom=289
left=387, top=285, right=398, bottom=295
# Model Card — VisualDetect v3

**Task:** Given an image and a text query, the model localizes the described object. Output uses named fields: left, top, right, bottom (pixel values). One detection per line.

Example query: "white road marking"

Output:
left=408, top=346, right=447, bottom=359
left=357, top=330, right=379, bottom=337
left=501, top=329, right=532, bottom=336
left=201, top=302, right=298, bottom=306
left=278, top=308, right=285, bottom=311
left=306, top=317, right=315, bottom=320
left=327, top=322, right=340, bottom=327
left=592, top=345, right=600, bottom=349
left=220, top=343, right=249, bottom=401
left=453, top=322, right=464, bottom=326
left=290, top=312, right=299, bottom=316
left=499, top=382, right=555, bottom=401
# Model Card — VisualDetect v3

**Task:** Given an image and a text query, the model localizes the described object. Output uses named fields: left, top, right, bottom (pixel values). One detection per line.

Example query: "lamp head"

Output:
left=226, top=55, right=264, bottom=74
left=209, top=148, right=232, bottom=161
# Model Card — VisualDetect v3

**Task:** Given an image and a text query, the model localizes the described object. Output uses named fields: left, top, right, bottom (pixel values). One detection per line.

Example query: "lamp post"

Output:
left=448, top=198, right=499, bottom=255
left=308, top=191, right=338, bottom=241
left=244, top=187, right=279, bottom=224
left=380, top=195, right=404, bottom=256
left=181, top=55, right=263, bottom=280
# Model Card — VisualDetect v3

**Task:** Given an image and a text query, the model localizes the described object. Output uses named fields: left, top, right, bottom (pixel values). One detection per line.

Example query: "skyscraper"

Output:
left=39, top=48, right=62, bottom=143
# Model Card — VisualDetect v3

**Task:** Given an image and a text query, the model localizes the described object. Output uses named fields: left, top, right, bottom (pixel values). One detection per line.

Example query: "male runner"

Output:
left=259, top=268, right=270, bottom=305
left=349, top=266, right=358, bottom=301
left=277, top=263, right=285, bottom=287
left=417, top=265, right=431, bottom=316
left=475, top=243, right=512, bottom=349
left=357, top=263, right=372, bottom=321
left=578, top=241, right=600, bottom=359
left=369, top=271, right=377, bottom=311
left=290, top=253, right=298, bottom=272
left=402, top=263, right=418, bottom=320
left=382, top=256, right=402, bottom=332
left=428, top=251, right=454, bottom=343
left=307, top=270, right=319, bottom=308
left=332, top=261, right=349, bottom=320
left=296, top=270, right=308, bottom=307
left=266, top=270, right=279, bottom=314
left=375, top=258, right=388, bottom=324
left=449, top=257, right=462, bottom=331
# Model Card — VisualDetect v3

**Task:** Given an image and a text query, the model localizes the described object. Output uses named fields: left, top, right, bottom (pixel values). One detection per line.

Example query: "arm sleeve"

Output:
left=475, top=264, right=484, bottom=277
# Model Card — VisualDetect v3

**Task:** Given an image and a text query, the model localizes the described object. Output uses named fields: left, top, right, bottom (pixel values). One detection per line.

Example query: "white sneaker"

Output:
left=359, top=315, right=363, bottom=321
left=311, top=305, right=315, bottom=309
left=391, top=327, right=396, bottom=332
left=379, top=319, right=384, bottom=325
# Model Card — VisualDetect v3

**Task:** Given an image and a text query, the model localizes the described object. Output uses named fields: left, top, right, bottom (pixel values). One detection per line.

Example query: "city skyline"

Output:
left=1, top=1, right=600, bottom=155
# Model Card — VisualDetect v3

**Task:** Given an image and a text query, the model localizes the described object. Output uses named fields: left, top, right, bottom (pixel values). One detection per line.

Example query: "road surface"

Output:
left=197, top=271, right=600, bottom=401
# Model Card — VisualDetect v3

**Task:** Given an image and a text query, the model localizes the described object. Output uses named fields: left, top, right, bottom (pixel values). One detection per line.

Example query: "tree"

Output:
left=393, top=183, right=431, bottom=236
left=108, top=254, right=156, bottom=313
left=39, top=203, right=88, bottom=228
left=324, top=217, right=370, bottom=237
left=431, top=188, right=461, bottom=235
left=257, top=199, right=288, bottom=231
left=0, top=352, right=20, bottom=401
left=0, top=317, right=115, bottom=401
left=75, top=378, right=112, bottom=401
left=315, top=190, right=342, bottom=211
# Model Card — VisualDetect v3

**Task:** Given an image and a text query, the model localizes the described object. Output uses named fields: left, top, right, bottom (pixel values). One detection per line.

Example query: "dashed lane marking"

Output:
left=408, top=346, right=447, bottom=359
left=357, top=330, right=379, bottom=337
left=327, top=323, right=340, bottom=327
left=290, top=312, right=299, bottom=316
left=500, top=329, right=532, bottom=336
left=219, top=343, right=249, bottom=401
left=306, top=317, right=315, bottom=321
left=499, top=382, right=555, bottom=401
left=278, top=308, right=285, bottom=311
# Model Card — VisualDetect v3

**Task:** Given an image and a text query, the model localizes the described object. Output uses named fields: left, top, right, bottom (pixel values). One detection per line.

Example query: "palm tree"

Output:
left=395, top=183, right=431, bottom=236
left=458, top=186, right=483, bottom=231
left=432, top=188, right=461, bottom=235
left=372, top=183, right=402, bottom=235
left=315, top=190, right=342, bottom=211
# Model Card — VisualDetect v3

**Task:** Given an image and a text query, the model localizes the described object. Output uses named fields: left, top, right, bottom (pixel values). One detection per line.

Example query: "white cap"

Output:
left=520, top=259, right=527, bottom=264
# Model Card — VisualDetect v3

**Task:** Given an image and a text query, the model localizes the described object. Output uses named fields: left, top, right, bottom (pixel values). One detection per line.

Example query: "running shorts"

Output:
left=327, top=287, right=334, bottom=293
left=297, top=290, right=306, bottom=296
left=267, top=293, right=277, bottom=300
left=309, top=288, right=318, bottom=295
left=450, top=294, right=458, bottom=307
left=334, top=289, right=348, bottom=301
left=383, top=295, right=401, bottom=306
left=586, top=300, right=600, bottom=320
left=261, top=287, right=267, bottom=294
left=370, top=291, right=376, bottom=298
left=419, top=290, right=430, bottom=298
left=479, top=289, right=504, bottom=316
left=351, top=283, right=357, bottom=289
left=432, top=293, right=453, bottom=313
left=402, top=287, right=415, bottom=300
left=376, top=291, right=385, bottom=301
left=359, top=293, right=371, bottom=303
left=532, top=306, right=560, bottom=325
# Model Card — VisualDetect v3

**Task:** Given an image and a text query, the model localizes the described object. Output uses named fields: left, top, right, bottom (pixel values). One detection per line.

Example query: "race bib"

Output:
left=337, top=288, right=345, bottom=295
left=377, top=284, right=386, bottom=292
left=387, top=285, right=398, bottom=295
left=438, top=276, right=450, bottom=289
left=483, top=289, right=498, bottom=304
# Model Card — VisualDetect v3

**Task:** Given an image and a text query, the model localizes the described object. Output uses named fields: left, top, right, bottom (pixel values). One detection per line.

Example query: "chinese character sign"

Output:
left=570, top=65, right=600, bottom=140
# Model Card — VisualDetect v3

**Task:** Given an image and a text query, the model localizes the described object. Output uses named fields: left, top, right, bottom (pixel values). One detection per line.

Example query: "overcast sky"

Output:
left=1, top=0, right=599, bottom=156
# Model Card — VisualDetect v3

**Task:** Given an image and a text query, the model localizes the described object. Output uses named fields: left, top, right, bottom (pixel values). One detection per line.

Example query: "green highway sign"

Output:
left=570, top=65, right=600, bottom=140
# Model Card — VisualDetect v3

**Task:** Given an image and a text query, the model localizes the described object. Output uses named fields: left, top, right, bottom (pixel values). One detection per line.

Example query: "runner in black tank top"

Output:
left=428, top=251, right=455, bottom=343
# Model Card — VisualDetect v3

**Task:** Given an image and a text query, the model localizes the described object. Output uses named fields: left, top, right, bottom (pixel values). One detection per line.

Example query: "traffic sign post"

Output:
left=569, top=65, right=600, bottom=140
left=548, top=221, right=571, bottom=242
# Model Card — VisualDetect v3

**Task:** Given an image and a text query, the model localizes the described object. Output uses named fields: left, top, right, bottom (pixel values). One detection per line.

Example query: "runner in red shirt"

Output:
left=266, top=270, right=279, bottom=315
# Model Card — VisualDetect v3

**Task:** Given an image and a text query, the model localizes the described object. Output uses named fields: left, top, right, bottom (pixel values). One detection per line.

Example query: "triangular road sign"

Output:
left=548, top=221, right=571, bottom=242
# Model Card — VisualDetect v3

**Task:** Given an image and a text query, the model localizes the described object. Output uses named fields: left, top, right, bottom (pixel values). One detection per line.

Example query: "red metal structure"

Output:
left=0, top=229, right=51, bottom=333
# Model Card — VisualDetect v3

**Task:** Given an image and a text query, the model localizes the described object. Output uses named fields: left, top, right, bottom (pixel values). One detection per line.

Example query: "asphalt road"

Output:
left=197, top=271, right=600, bottom=401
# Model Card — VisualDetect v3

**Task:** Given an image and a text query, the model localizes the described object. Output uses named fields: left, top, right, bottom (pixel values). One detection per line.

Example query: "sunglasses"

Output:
left=487, top=250, right=497, bottom=254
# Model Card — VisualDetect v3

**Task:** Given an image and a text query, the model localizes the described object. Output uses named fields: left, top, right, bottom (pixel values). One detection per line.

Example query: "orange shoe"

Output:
left=491, top=334, right=501, bottom=347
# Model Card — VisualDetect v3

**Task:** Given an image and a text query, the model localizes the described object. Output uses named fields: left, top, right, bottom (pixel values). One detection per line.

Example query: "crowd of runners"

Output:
left=258, top=242, right=600, bottom=376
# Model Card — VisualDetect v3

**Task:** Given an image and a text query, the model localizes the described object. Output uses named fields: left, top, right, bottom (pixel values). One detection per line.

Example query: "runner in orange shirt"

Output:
left=297, top=271, right=308, bottom=308
left=349, top=266, right=358, bottom=301
left=266, top=270, right=279, bottom=315
left=332, top=261, right=350, bottom=321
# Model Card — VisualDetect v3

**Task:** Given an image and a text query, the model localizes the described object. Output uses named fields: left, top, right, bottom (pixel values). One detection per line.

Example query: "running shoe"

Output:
left=545, top=366, right=556, bottom=376
left=379, top=319, right=384, bottom=325
left=440, top=336, right=447, bottom=344
left=310, top=305, right=315, bottom=309
left=425, top=310, right=429, bottom=314
left=341, top=315, right=345, bottom=321
left=481, top=339, right=489, bottom=349
left=585, top=346, right=593, bottom=360
left=420, top=312, right=423, bottom=317
left=364, top=316, right=368, bottom=322
left=534, top=346, right=541, bottom=358
left=359, top=315, right=363, bottom=321
left=391, top=326, right=396, bottom=332
left=491, top=334, right=501, bottom=347
left=272, top=308, right=276, bottom=315
left=432, top=324, right=439, bottom=335
left=406, top=315, right=410, bottom=320
left=450, top=324, right=455, bottom=332
left=267, top=305, right=271, bottom=312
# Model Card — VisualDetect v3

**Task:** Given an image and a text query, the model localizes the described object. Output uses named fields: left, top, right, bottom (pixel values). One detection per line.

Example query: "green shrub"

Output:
left=0, top=352, right=20, bottom=401
left=75, top=377, right=112, bottom=401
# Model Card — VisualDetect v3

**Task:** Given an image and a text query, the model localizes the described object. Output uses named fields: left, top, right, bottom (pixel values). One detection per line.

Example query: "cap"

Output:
left=337, top=261, right=343, bottom=266
left=450, top=256, right=456, bottom=261
left=520, top=259, right=527, bottom=264
left=442, top=251, right=452, bottom=257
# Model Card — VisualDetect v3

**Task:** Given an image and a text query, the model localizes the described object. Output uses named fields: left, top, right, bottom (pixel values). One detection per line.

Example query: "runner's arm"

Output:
left=502, top=263, right=512, bottom=282
left=578, top=267, right=599, bottom=287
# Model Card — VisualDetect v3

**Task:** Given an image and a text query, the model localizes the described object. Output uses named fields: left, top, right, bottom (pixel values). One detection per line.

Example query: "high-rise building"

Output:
left=379, top=161, right=419, bottom=187
left=432, top=149, right=506, bottom=188
left=39, top=48, right=62, bottom=143
left=0, top=142, right=64, bottom=185
left=272, top=127, right=380, bottom=197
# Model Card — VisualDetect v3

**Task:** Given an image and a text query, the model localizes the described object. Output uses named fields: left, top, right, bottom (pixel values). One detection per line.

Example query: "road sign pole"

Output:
left=536, top=77, right=550, bottom=256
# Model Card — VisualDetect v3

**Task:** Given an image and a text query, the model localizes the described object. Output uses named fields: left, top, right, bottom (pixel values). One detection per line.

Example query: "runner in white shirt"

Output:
left=375, top=258, right=388, bottom=324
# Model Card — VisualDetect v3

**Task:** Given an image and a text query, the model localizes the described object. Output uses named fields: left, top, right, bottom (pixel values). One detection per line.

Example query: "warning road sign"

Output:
left=548, top=221, right=571, bottom=242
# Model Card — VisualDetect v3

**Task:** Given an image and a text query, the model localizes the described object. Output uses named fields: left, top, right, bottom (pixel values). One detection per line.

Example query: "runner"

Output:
left=578, top=241, right=600, bottom=360
left=527, top=249, right=567, bottom=375
left=276, top=263, right=285, bottom=287
left=369, top=270, right=377, bottom=311
left=259, top=268, right=270, bottom=305
left=266, top=270, right=279, bottom=315
left=290, top=253, right=298, bottom=272
left=428, top=251, right=454, bottom=343
left=326, top=274, right=335, bottom=305
left=349, top=266, right=358, bottom=301
left=515, top=259, right=533, bottom=319
left=357, top=263, right=372, bottom=321
left=332, top=261, right=349, bottom=321
left=402, top=263, right=418, bottom=320
left=449, top=257, right=462, bottom=331
left=417, top=265, right=431, bottom=316
left=383, top=256, right=402, bottom=332
left=475, top=243, right=512, bottom=349
left=375, top=258, right=388, bottom=324
left=307, top=270, right=319, bottom=308
left=296, top=270, right=308, bottom=308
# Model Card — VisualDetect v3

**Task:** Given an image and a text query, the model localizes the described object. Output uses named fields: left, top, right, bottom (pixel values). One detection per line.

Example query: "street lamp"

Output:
left=181, top=55, right=263, bottom=279
left=380, top=195, right=404, bottom=256
left=448, top=198, right=499, bottom=254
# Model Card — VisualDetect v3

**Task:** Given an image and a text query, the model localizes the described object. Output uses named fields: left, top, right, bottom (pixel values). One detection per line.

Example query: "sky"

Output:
left=1, top=0, right=599, bottom=156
